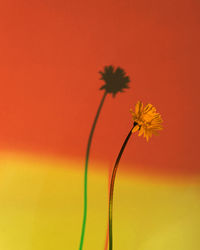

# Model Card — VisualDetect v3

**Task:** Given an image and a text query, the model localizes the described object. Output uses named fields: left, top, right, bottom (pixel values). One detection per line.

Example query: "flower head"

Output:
left=99, top=65, right=130, bottom=97
left=130, top=101, right=163, bottom=141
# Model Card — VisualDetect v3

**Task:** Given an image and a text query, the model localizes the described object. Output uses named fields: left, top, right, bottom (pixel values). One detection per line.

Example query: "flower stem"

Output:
left=79, top=91, right=107, bottom=250
left=109, top=126, right=134, bottom=250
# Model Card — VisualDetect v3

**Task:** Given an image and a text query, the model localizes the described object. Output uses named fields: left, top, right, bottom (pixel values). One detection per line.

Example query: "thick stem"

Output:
left=109, top=126, right=134, bottom=250
left=79, top=91, right=107, bottom=250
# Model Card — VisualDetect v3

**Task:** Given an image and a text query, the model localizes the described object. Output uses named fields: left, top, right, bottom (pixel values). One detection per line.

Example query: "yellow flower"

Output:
left=130, top=101, right=163, bottom=141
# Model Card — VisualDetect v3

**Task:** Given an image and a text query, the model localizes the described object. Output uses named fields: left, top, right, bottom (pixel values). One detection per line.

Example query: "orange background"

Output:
left=0, top=0, right=200, bottom=176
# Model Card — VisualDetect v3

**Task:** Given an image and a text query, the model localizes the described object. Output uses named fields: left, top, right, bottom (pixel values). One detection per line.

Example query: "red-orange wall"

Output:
left=0, top=0, right=200, bottom=176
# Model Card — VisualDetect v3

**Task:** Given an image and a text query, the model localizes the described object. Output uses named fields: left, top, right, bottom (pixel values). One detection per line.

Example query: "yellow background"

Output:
left=0, top=152, right=199, bottom=250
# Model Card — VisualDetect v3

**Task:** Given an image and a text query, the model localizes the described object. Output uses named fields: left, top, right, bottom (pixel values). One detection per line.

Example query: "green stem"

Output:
left=109, top=125, right=135, bottom=250
left=79, top=91, right=107, bottom=250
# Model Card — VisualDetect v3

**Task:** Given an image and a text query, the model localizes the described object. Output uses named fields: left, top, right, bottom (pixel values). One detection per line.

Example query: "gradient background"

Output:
left=0, top=0, right=200, bottom=249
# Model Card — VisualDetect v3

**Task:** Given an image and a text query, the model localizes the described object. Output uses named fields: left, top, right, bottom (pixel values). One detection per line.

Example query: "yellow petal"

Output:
left=132, top=125, right=139, bottom=133
left=143, top=129, right=146, bottom=138
left=131, top=113, right=137, bottom=121
left=134, top=102, right=140, bottom=115
left=143, top=104, right=152, bottom=113
left=138, top=126, right=144, bottom=136
left=135, top=101, right=143, bottom=115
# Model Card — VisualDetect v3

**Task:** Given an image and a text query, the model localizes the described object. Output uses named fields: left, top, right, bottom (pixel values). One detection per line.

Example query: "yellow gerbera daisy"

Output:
left=130, top=101, right=163, bottom=141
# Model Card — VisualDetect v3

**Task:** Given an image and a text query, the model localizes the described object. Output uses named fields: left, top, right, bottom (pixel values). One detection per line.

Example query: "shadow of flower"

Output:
left=99, top=65, right=130, bottom=97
